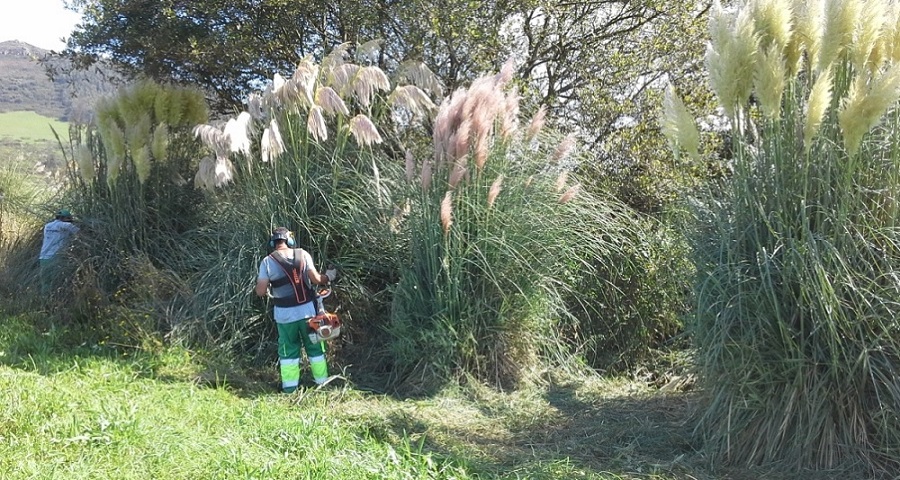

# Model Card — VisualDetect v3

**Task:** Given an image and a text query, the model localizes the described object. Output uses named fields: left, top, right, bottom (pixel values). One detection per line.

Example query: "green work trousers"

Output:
left=276, top=320, right=328, bottom=393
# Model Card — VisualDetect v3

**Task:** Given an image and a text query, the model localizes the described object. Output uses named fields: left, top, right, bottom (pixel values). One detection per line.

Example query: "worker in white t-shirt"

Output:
left=39, top=209, right=80, bottom=296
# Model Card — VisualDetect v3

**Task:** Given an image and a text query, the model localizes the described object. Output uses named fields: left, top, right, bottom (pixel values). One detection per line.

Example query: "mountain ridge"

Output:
left=0, top=40, right=117, bottom=122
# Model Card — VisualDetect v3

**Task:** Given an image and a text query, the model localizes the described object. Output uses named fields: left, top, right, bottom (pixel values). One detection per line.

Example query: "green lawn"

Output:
left=0, top=110, right=68, bottom=143
left=0, top=313, right=824, bottom=480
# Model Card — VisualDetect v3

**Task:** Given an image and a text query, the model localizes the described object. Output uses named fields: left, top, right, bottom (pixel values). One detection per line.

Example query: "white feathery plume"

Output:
left=307, top=106, right=328, bottom=141
left=261, top=118, right=285, bottom=163
left=754, top=43, right=787, bottom=120
left=751, top=0, right=793, bottom=53
left=322, top=42, right=352, bottom=72
left=328, top=63, right=360, bottom=95
left=552, top=134, right=577, bottom=164
left=214, top=154, right=234, bottom=187
left=193, top=124, right=228, bottom=158
left=818, top=0, right=860, bottom=73
left=247, top=92, right=265, bottom=120
left=352, top=65, right=391, bottom=108
left=293, top=56, right=319, bottom=105
left=388, top=85, right=437, bottom=118
left=804, top=67, right=833, bottom=152
left=496, top=58, right=515, bottom=87
left=150, top=123, right=168, bottom=163
left=526, top=105, right=547, bottom=142
left=838, top=62, right=900, bottom=157
left=194, top=156, right=215, bottom=191
left=132, top=145, right=151, bottom=184
left=315, top=86, right=350, bottom=117
left=273, top=73, right=286, bottom=95
left=356, top=39, right=383, bottom=63
left=405, top=150, right=416, bottom=183
left=349, top=114, right=383, bottom=146
left=76, top=143, right=95, bottom=183
left=661, top=85, right=700, bottom=160
left=223, top=112, right=252, bottom=157
left=398, top=60, right=444, bottom=98
left=853, top=0, right=887, bottom=72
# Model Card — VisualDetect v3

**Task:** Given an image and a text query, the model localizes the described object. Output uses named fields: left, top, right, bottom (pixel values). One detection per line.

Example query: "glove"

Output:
left=325, top=266, right=338, bottom=282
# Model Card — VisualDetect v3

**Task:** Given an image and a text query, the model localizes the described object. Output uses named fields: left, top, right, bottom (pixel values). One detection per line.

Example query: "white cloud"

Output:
left=0, top=0, right=80, bottom=51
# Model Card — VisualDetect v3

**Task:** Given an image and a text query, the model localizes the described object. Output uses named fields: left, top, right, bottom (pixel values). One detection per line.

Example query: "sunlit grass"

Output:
left=0, top=111, right=69, bottom=143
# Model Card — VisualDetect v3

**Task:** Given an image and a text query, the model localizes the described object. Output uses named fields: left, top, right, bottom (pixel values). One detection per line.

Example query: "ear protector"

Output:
left=268, top=227, right=296, bottom=248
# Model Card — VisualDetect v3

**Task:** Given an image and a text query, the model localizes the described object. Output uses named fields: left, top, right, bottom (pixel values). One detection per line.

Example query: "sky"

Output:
left=0, top=0, right=80, bottom=51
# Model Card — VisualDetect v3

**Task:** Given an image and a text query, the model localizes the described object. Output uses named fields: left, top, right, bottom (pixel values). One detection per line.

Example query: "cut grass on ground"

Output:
left=0, top=313, right=856, bottom=480
left=0, top=110, right=68, bottom=143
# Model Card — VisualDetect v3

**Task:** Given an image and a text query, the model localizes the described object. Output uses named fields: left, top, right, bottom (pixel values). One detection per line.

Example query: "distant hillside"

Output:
left=0, top=40, right=117, bottom=122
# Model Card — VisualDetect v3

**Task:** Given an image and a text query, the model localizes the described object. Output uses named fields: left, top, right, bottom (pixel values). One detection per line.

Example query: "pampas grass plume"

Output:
left=133, top=145, right=151, bottom=184
left=356, top=39, right=383, bottom=63
left=76, top=143, right=95, bottom=183
left=888, top=5, right=900, bottom=62
left=194, top=156, right=215, bottom=191
left=405, top=150, right=416, bottom=183
left=449, top=159, right=467, bottom=189
left=752, top=0, right=793, bottom=53
left=349, top=114, right=383, bottom=146
left=353, top=65, right=391, bottom=108
left=104, top=122, right=127, bottom=183
left=854, top=0, right=887, bottom=72
left=421, top=160, right=433, bottom=191
left=555, top=170, right=568, bottom=192
left=328, top=63, right=360, bottom=95
left=315, top=86, right=350, bottom=117
left=838, top=63, right=900, bottom=157
left=398, top=60, right=444, bottom=98
left=223, top=112, right=252, bottom=156
left=755, top=43, right=787, bottom=120
left=526, top=105, right=547, bottom=142
left=389, top=85, right=437, bottom=118
left=248, top=92, right=265, bottom=120
left=150, top=123, right=168, bottom=163
left=440, top=191, right=453, bottom=235
left=552, top=134, right=576, bottom=164
left=261, top=119, right=286, bottom=163
left=804, top=67, right=833, bottom=152
left=488, top=174, right=503, bottom=208
left=818, top=0, right=860, bottom=72
left=661, top=86, right=700, bottom=160
left=214, top=155, right=234, bottom=187
left=307, top=106, right=328, bottom=141
left=558, top=183, right=580, bottom=204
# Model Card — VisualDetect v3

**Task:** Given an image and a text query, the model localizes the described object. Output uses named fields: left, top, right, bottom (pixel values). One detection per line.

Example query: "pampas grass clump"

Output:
left=665, top=0, right=900, bottom=473
left=388, top=62, right=640, bottom=392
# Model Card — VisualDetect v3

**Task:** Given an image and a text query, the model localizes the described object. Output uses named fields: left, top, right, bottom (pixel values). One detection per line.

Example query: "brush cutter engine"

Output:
left=307, top=312, right=342, bottom=342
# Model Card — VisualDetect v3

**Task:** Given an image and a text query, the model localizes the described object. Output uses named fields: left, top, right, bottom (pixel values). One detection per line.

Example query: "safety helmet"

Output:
left=56, top=209, right=73, bottom=221
left=268, top=227, right=296, bottom=248
left=307, top=313, right=342, bottom=341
